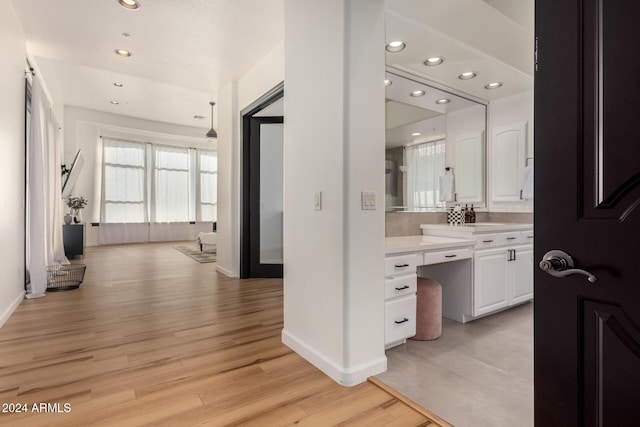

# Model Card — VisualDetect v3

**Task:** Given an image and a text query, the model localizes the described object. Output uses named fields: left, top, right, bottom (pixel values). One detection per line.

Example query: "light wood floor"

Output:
left=0, top=242, right=448, bottom=426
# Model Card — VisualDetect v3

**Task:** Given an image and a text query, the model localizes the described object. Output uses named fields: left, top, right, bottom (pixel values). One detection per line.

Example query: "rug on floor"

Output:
left=174, top=245, right=216, bottom=263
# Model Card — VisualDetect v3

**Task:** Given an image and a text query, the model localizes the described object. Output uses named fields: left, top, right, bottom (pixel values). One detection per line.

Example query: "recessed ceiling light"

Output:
left=484, top=82, right=503, bottom=89
left=458, top=71, right=478, bottom=80
left=384, top=79, right=392, bottom=87
left=113, top=82, right=124, bottom=87
left=118, top=0, right=140, bottom=10
left=385, top=40, right=406, bottom=52
left=122, top=32, right=131, bottom=39
left=411, top=132, right=422, bottom=137
left=114, top=49, right=132, bottom=57
left=424, top=57, right=444, bottom=66
left=435, top=98, right=450, bottom=105
left=110, top=100, right=120, bottom=105
left=410, top=90, right=426, bottom=97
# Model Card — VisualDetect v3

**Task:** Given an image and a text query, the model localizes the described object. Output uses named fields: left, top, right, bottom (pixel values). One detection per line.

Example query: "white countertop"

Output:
left=385, top=235, right=475, bottom=254
left=420, top=222, right=533, bottom=234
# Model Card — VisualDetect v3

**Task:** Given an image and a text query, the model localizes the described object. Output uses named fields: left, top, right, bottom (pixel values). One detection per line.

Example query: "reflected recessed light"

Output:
left=435, top=98, right=450, bottom=105
left=485, top=82, right=503, bottom=89
left=110, top=100, right=120, bottom=105
left=384, top=79, right=392, bottom=87
left=410, top=90, right=426, bottom=97
left=385, top=40, right=406, bottom=52
left=424, top=57, right=444, bottom=66
left=113, top=82, right=124, bottom=87
left=118, top=0, right=140, bottom=10
left=458, top=71, right=478, bottom=80
left=411, top=132, right=422, bottom=137
left=114, top=49, right=132, bottom=57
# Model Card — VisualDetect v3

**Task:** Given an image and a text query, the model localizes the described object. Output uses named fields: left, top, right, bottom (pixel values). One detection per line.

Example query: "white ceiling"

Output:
left=11, top=0, right=532, bottom=132
left=385, top=0, right=533, bottom=101
left=12, top=0, right=284, bottom=129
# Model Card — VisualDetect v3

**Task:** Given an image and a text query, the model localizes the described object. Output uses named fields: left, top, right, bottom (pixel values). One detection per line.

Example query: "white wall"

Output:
left=216, top=43, right=285, bottom=277
left=0, top=0, right=27, bottom=326
left=282, top=0, right=386, bottom=386
left=63, top=106, right=211, bottom=245
left=488, top=90, right=534, bottom=212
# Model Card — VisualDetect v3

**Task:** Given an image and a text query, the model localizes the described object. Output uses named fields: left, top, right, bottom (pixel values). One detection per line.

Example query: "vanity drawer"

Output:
left=385, top=274, right=417, bottom=299
left=385, top=294, right=416, bottom=345
left=496, top=231, right=522, bottom=246
left=423, top=248, right=473, bottom=266
left=385, top=254, right=418, bottom=277
left=521, top=230, right=534, bottom=243
left=474, top=234, right=499, bottom=249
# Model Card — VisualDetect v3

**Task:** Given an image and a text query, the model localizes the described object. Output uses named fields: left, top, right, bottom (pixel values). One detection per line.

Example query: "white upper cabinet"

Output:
left=455, top=131, right=485, bottom=204
left=492, top=122, right=527, bottom=202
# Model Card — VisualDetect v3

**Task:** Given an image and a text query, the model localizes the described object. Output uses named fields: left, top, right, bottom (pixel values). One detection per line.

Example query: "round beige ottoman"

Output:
left=410, top=277, right=442, bottom=341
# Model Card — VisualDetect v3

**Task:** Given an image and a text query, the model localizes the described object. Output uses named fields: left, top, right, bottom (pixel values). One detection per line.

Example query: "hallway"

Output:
left=0, top=242, right=444, bottom=426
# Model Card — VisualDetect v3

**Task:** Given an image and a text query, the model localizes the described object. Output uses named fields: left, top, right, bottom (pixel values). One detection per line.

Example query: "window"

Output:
left=198, top=150, right=217, bottom=221
left=153, top=145, right=189, bottom=222
left=405, top=140, right=446, bottom=209
left=101, top=137, right=216, bottom=223
left=102, top=139, right=146, bottom=222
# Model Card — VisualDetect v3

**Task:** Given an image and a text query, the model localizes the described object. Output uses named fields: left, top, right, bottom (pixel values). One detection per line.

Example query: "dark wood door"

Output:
left=535, top=1, right=640, bottom=425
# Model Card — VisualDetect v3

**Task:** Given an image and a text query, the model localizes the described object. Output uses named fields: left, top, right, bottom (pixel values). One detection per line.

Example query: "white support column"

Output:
left=282, top=0, right=386, bottom=386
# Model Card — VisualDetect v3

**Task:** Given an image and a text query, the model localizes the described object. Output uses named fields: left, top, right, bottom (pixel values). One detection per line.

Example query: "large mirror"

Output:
left=385, top=69, right=487, bottom=212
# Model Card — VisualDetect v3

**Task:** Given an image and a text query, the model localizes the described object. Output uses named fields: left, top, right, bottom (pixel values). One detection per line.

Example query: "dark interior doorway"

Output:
left=240, top=85, right=284, bottom=279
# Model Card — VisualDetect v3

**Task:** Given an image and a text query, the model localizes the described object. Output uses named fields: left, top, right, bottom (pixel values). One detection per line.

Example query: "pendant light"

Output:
left=206, top=102, right=217, bottom=138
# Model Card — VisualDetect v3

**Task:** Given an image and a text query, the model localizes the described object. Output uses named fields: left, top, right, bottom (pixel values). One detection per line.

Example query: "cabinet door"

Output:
left=510, top=244, right=534, bottom=304
left=474, top=248, right=509, bottom=316
left=455, top=131, right=485, bottom=204
left=492, top=122, right=527, bottom=202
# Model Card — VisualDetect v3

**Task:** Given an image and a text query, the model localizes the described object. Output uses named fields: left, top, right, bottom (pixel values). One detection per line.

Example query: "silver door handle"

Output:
left=539, top=250, right=598, bottom=283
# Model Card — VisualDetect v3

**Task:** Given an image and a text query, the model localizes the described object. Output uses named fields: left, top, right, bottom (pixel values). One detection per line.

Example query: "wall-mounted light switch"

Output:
left=314, top=191, right=322, bottom=211
left=361, top=191, right=376, bottom=210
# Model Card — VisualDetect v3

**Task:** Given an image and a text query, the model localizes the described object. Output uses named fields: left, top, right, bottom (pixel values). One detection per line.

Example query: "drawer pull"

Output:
left=394, top=264, right=410, bottom=268
left=445, top=254, right=457, bottom=258
left=527, top=235, right=534, bottom=239
left=394, top=318, right=409, bottom=324
left=506, top=237, right=517, bottom=240
left=395, top=285, right=410, bottom=291
left=482, top=240, right=494, bottom=243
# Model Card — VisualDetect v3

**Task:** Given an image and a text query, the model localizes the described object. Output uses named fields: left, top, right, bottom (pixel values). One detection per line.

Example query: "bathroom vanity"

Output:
left=421, top=223, right=534, bottom=321
left=384, top=223, right=533, bottom=347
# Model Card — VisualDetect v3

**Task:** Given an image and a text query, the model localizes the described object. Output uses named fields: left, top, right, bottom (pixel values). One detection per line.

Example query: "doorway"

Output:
left=240, top=85, right=284, bottom=279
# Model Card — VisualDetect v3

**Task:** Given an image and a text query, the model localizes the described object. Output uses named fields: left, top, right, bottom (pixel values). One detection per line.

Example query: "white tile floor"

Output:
left=376, top=302, right=533, bottom=427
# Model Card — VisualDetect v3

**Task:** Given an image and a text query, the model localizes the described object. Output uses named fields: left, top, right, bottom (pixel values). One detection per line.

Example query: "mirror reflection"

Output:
left=385, top=71, right=487, bottom=212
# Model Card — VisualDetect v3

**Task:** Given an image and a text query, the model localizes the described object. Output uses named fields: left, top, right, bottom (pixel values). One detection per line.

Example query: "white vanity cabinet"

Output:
left=384, top=235, right=476, bottom=347
left=384, top=253, right=417, bottom=348
left=421, top=223, right=534, bottom=321
left=474, top=240, right=533, bottom=317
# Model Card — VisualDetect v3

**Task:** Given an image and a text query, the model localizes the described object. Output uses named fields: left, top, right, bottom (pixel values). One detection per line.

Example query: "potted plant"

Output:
left=66, top=196, right=88, bottom=224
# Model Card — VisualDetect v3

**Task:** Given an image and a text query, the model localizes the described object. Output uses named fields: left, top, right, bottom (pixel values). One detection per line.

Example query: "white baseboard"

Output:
left=282, top=329, right=387, bottom=387
left=0, top=291, right=25, bottom=329
left=215, top=264, right=235, bottom=277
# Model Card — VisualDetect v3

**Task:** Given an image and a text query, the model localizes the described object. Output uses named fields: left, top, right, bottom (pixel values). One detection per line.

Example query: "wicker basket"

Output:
left=46, top=264, right=86, bottom=291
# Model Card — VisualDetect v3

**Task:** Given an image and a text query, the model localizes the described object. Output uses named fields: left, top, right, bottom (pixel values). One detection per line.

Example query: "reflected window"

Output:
left=406, top=140, right=446, bottom=209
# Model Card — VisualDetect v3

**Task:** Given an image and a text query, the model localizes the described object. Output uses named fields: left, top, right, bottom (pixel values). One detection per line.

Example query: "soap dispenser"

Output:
left=469, top=204, right=476, bottom=223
